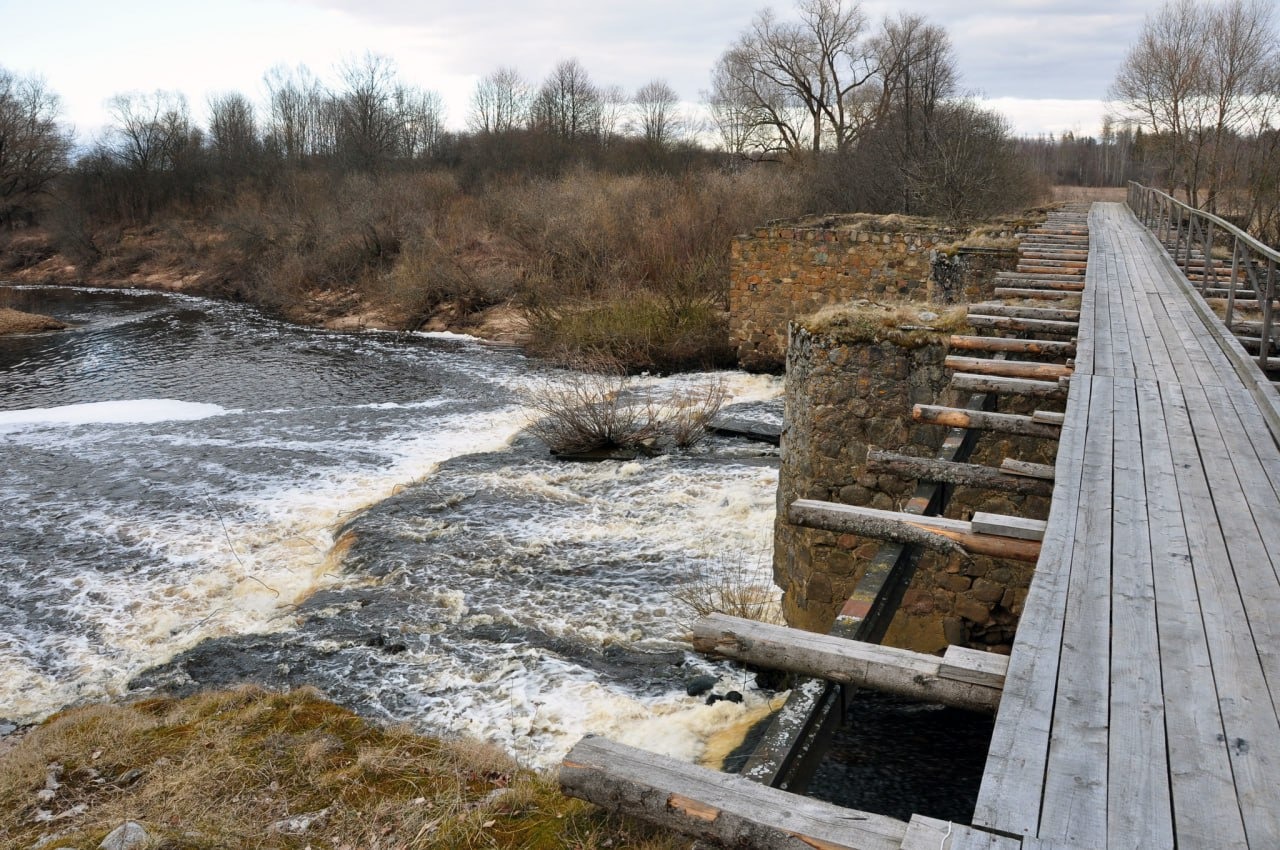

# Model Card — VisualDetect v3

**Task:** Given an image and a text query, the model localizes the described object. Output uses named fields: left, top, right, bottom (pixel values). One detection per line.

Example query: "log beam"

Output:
left=789, top=499, right=1043, bottom=563
left=967, top=303, right=1082, bottom=322
left=865, top=449, right=1054, bottom=496
left=560, top=736, right=910, bottom=850
left=948, top=335, right=1076, bottom=357
left=692, top=613, right=1006, bottom=712
left=913, top=404, right=1063, bottom=439
left=950, top=373, right=1068, bottom=399
left=945, top=355, right=1073, bottom=380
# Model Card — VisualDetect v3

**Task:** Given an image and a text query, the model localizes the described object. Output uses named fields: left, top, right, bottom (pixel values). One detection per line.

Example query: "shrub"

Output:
left=524, top=358, right=727, bottom=454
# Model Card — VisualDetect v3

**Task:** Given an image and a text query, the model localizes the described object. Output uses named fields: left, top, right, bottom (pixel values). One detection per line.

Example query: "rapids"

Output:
left=0, top=285, right=784, bottom=766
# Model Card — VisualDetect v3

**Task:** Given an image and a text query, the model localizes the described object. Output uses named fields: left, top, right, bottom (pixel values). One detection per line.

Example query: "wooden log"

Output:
left=950, top=373, right=1068, bottom=399
left=945, top=355, right=1073, bottom=380
left=968, top=314, right=1079, bottom=335
left=560, top=736, right=910, bottom=850
left=913, top=404, right=1063, bottom=439
left=948, top=335, right=1077, bottom=357
left=967, top=303, right=1082, bottom=322
left=993, top=287, right=1078, bottom=301
left=865, top=449, right=1054, bottom=496
left=1032, top=410, right=1066, bottom=425
left=1001, top=458, right=1055, bottom=480
left=789, top=499, right=1043, bottom=563
left=691, top=613, right=1005, bottom=712
left=940, top=645, right=1010, bottom=689
left=993, top=276, right=1087, bottom=290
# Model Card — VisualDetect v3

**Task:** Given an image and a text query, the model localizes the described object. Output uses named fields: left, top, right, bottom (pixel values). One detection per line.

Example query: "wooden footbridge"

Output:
left=562, top=187, right=1280, bottom=849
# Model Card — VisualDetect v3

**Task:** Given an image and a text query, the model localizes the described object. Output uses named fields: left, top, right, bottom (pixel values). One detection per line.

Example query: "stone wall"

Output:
left=729, top=218, right=1018, bottom=371
left=774, top=317, right=1058, bottom=653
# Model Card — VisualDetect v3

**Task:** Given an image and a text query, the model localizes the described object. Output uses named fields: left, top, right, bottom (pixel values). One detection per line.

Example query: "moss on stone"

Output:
left=798, top=301, right=969, bottom=348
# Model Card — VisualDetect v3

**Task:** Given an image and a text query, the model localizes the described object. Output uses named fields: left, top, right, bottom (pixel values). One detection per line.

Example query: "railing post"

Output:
left=1227, top=237, right=1241, bottom=327
left=1261, top=257, right=1276, bottom=372
left=1202, top=220, right=1214, bottom=295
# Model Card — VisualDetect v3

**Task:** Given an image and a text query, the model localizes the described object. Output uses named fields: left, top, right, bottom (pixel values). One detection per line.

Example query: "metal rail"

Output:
left=1127, top=181, right=1279, bottom=374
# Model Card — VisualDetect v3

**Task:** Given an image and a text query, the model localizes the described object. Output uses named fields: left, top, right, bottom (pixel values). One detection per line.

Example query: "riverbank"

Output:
left=0, top=686, right=684, bottom=850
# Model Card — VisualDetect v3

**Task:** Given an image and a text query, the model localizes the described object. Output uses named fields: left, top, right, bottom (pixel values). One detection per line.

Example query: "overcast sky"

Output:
left=1, top=0, right=1161, bottom=142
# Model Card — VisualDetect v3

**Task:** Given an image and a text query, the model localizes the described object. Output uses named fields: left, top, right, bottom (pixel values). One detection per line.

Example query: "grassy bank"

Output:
left=0, top=686, right=683, bottom=850
left=2, top=168, right=801, bottom=372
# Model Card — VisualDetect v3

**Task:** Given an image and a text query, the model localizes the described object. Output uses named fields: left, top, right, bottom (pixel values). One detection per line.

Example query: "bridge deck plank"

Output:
left=977, top=203, right=1280, bottom=848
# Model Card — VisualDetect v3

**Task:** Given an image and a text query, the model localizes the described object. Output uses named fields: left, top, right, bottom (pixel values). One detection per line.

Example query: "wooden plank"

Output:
left=691, top=614, right=1004, bottom=713
left=560, top=736, right=909, bottom=850
left=970, top=512, right=1047, bottom=542
left=1160, top=381, right=1280, bottom=846
left=789, top=500, right=1042, bottom=563
left=999, top=458, right=1055, bottom=480
left=1135, top=379, right=1248, bottom=849
left=945, top=356, right=1073, bottom=380
left=949, top=373, right=1068, bottom=400
left=948, top=335, right=1076, bottom=357
left=974, top=376, right=1093, bottom=836
left=940, top=645, right=1009, bottom=689
left=1105, top=378, right=1174, bottom=849
left=865, top=450, right=1055, bottom=497
left=1038, top=372, right=1113, bottom=848
left=913, top=405, right=1062, bottom=439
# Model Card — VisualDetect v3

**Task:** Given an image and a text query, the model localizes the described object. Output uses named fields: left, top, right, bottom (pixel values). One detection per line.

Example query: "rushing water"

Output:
left=0, top=285, right=784, bottom=767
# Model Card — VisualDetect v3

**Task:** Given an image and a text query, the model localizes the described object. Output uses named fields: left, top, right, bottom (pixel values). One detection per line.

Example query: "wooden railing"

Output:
left=1127, top=181, right=1279, bottom=373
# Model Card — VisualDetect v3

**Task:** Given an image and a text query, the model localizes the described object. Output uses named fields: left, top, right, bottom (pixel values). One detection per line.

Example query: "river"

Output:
left=0, top=284, right=783, bottom=769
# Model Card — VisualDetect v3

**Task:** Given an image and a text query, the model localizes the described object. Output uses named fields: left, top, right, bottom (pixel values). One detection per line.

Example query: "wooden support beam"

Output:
left=967, top=303, right=1082, bottom=322
left=692, top=614, right=1006, bottom=713
left=993, top=276, right=1087, bottom=291
left=951, top=374, right=1068, bottom=399
left=913, top=404, right=1063, bottom=439
left=946, top=356, right=1073, bottom=380
left=866, top=449, right=1055, bottom=497
left=1001, top=458, right=1056, bottom=480
left=993, top=287, right=1078, bottom=301
left=789, top=499, right=1043, bottom=563
left=1031, top=410, right=1066, bottom=425
left=949, top=335, right=1077, bottom=357
left=971, top=511, right=1047, bottom=541
left=968, top=315, right=1080, bottom=335
left=560, top=736, right=910, bottom=850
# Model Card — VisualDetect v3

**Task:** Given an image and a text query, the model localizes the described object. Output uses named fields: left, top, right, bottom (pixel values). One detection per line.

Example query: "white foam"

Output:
left=0, top=399, right=231, bottom=427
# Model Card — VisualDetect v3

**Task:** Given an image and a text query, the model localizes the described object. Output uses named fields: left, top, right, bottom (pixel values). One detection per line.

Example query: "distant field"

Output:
left=1051, top=186, right=1128, bottom=203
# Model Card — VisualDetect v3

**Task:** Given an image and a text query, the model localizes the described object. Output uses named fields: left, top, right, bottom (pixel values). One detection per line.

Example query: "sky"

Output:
left=0, top=0, right=1161, bottom=143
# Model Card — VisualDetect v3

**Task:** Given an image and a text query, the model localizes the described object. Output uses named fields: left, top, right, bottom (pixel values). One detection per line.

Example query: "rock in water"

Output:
left=685, top=674, right=718, bottom=697
left=99, top=821, right=150, bottom=850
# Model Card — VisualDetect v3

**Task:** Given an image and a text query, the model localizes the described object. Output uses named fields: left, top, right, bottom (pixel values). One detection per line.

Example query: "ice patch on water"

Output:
left=0, top=399, right=231, bottom=428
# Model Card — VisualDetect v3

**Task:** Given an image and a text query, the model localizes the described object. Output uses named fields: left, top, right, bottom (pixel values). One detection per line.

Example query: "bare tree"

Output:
left=334, top=52, right=400, bottom=170
left=709, top=0, right=880, bottom=158
left=1110, top=0, right=1279, bottom=207
left=393, top=85, right=445, bottom=159
left=207, top=91, right=260, bottom=171
left=631, top=79, right=683, bottom=149
left=263, top=64, right=326, bottom=162
left=531, top=59, right=602, bottom=141
left=0, top=67, right=72, bottom=226
left=105, top=90, right=195, bottom=174
left=468, top=66, right=530, bottom=134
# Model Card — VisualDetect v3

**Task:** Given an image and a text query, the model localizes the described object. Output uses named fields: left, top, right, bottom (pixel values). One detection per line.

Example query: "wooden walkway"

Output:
left=974, top=203, right=1280, bottom=848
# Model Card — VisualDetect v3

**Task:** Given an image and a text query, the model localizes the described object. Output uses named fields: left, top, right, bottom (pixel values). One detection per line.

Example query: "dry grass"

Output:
left=800, top=301, right=969, bottom=348
left=670, top=557, right=783, bottom=628
left=1050, top=185, right=1128, bottom=203
left=524, top=360, right=728, bottom=455
left=0, top=307, right=68, bottom=334
left=0, top=686, right=684, bottom=850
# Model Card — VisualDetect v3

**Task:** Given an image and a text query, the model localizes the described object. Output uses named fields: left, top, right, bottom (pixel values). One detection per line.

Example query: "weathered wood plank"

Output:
left=967, top=315, right=1080, bottom=335
left=901, top=816, right=1022, bottom=850
left=970, top=512, right=1047, bottom=542
left=691, top=614, right=1004, bottom=712
left=913, top=405, right=1062, bottom=439
left=940, top=645, right=1009, bottom=689
left=1135, top=379, right=1248, bottom=848
left=966, top=304, right=1082, bottom=322
left=560, top=737, right=909, bottom=850
left=865, top=450, right=1054, bottom=497
left=974, top=377, right=1093, bottom=836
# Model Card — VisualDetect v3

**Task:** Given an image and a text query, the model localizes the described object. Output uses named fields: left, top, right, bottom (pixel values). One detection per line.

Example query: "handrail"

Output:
left=1127, top=181, right=1278, bottom=378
